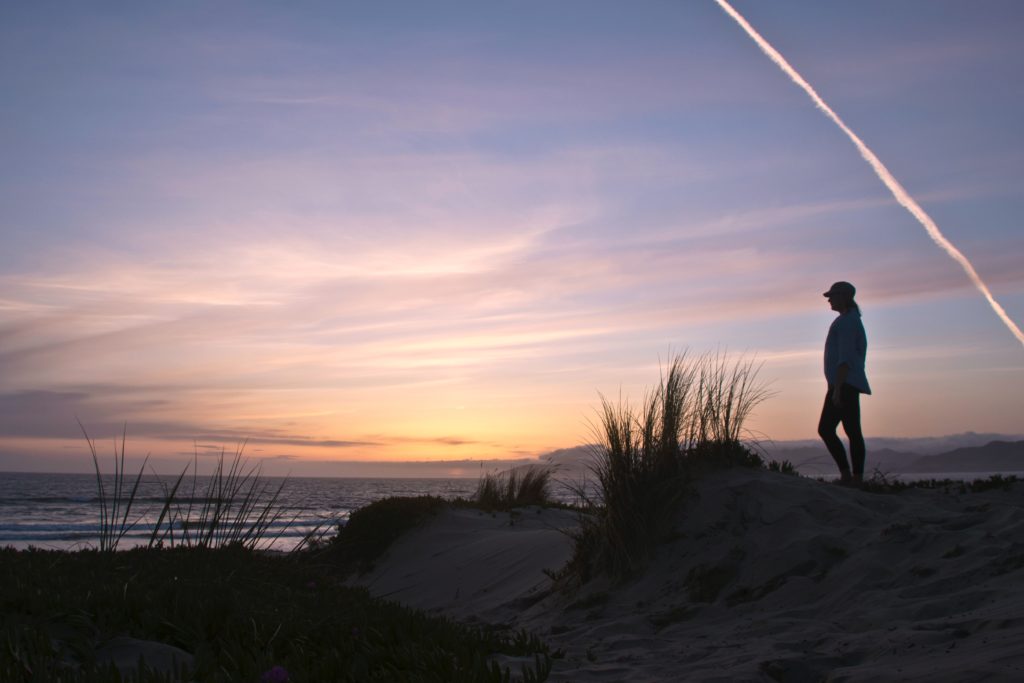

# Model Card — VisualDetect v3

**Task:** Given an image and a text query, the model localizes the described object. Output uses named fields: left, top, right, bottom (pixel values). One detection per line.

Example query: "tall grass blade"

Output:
left=149, top=464, right=189, bottom=548
left=79, top=422, right=150, bottom=552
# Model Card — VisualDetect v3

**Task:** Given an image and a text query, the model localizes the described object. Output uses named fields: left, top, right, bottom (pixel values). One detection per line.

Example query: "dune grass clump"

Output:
left=159, top=444, right=293, bottom=550
left=81, top=424, right=301, bottom=553
left=563, top=350, right=770, bottom=583
left=474, top=465, right=553, bottom=510
left=0, top=546, right=551, bottom=682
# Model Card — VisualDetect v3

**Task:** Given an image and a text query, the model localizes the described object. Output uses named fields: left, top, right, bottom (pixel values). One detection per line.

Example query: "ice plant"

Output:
left=260, top=665, right=290, bottom=683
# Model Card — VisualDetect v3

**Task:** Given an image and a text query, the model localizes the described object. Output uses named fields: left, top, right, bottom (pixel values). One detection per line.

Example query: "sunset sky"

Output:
left=2, top=1, right=1022, bottom=475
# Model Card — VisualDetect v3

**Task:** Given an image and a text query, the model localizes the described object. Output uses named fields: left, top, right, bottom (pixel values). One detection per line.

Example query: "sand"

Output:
left=354, top=469, right=1024, bottom=682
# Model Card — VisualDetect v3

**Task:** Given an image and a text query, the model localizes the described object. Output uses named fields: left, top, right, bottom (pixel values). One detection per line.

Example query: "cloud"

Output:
left=0, top=388, right=366, bottom=445
left=3, top=182, right=1020, bottom=408
left=0, top=389, right=178, bottom=440
left=190, top=433, right=375, bottom=449
left=377, top=435, right=489, bottom=447
left=0, top=383, right=509, bottom=463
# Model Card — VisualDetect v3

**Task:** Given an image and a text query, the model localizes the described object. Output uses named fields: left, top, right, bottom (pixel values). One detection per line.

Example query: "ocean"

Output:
left=0, top=472, right=493, bottom=552
left=3, top=469, right=1013, bottom=553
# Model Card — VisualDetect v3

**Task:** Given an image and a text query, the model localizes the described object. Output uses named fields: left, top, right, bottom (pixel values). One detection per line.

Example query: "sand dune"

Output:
left=355, top=469, right=1024, bottom=681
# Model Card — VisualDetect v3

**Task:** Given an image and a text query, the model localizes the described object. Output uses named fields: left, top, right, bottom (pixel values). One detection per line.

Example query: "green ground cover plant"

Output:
left=0, top=546, right=550, bottom=682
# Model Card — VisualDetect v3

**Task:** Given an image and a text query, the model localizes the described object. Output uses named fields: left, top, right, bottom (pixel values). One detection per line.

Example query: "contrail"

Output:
left=714, top=0, right=1024, bottom=347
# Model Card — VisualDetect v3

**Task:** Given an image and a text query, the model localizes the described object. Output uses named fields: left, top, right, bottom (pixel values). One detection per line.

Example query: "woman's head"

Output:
left=823, top=281, right=857, bottom=312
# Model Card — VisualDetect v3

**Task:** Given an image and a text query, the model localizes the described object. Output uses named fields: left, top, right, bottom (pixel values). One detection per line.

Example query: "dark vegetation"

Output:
left=855, top=470, right=1021, bottom=494
left=0, top=431, right=554, bottom=682
left=0, top=546, right=549, bottom=682
left=326, top=495, right=449, bottom=573
left=767, top=459, right=796, bottom=475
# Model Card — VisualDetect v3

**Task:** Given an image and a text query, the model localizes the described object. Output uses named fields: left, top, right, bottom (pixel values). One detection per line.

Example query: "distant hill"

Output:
left=905, top=441, right=1024, bottom=473
left=765, top=440, right=1024, bottom=476
left=538, top=435, right=1024, bottom=479
left=762, top=432, right=1024, bottom=456
left=760, top=445, right=919, bottom=476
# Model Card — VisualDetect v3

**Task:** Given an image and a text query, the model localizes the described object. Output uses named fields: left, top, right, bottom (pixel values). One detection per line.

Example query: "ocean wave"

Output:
left=0, top=496, right=100, bottom=505
left=0, top=473, right=476, bottom=549
left=0, top=515, right=334, bottom=534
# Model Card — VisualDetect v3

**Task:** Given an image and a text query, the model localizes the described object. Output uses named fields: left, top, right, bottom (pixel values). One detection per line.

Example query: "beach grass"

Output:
left=474, top=464, right=553, bottom=511
left=80, top=422, right=150, bottom=553
left=562, top=350, right=771, bottom=583
left=0, top=545, right=551, bottom=682
left=156, top=443, right=297, bottom=551
left=81, top=425, right=309, bottom=553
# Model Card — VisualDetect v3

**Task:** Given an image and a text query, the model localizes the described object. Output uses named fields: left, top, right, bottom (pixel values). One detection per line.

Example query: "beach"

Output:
left=355, top=468, right=1024, bottom=681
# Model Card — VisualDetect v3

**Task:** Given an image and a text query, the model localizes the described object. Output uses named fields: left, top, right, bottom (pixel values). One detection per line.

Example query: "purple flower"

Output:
left=260, top=665, right=290, bottom=683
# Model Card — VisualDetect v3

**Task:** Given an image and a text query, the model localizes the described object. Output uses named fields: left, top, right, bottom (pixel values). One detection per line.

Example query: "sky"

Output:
left=2, top=1, right=1023, bottom=475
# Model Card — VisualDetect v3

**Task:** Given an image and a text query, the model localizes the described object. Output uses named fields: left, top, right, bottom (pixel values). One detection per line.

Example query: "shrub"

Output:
left=328, top=496, right=448, bottom=573
left=965, top=474, right=1019, bottom=493
left=854, top=472, right=1020, bottom=495
left=562, top=350, right=770, bottom=583
left=474, top=465, right=552, bottom=510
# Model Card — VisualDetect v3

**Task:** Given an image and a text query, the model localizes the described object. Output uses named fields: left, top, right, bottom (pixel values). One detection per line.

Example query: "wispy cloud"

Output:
left=2, top=2, right=1022, bottom=467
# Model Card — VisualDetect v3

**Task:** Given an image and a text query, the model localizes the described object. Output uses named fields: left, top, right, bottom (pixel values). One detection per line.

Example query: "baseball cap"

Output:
left=823, top=281, right=856, bottom=298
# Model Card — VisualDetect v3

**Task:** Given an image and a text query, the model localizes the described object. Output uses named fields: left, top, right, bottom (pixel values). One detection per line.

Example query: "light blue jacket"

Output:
left=824, top=310, right=871, bottom=394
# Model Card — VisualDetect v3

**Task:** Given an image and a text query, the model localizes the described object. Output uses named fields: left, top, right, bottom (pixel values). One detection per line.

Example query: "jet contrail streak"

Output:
left=714, top=0, right=1024, bottom=347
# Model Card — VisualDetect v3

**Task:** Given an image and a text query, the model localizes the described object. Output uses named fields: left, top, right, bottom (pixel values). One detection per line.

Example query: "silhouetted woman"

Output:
left=818, top=281, right=871, bottom=483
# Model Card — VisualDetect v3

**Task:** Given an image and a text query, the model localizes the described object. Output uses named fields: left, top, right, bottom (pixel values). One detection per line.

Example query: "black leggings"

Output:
left=818, top=384, right=865, bottom=478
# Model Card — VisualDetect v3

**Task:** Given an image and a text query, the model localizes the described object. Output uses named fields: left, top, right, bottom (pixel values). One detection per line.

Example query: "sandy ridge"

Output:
left=356, top=469, right=1024, bottom=682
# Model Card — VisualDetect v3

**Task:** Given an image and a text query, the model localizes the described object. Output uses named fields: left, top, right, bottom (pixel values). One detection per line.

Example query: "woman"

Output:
left=818, top=281, right=871, bottom=483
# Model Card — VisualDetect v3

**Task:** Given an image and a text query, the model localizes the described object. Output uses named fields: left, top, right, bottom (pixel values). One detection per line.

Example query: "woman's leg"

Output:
left=839, top=385, right=865, bottom=480
left=817, top=388, right=851, bottom=478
